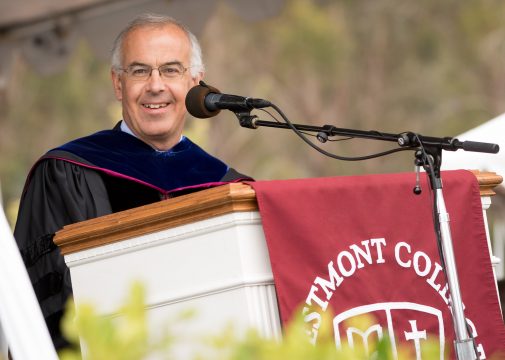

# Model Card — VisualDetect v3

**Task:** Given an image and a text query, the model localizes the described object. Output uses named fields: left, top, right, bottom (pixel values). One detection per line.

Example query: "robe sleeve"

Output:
left=14, top=158, right=112, bottom=349
left=221, top=167, right=253, bottom=182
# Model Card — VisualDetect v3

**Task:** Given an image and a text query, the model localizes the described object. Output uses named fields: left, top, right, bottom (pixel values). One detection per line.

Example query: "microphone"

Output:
left=185, top=81, right=271, bottom=118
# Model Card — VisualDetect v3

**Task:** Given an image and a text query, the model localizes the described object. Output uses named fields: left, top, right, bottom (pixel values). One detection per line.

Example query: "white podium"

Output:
left=54, top=183, right=281, bottom=357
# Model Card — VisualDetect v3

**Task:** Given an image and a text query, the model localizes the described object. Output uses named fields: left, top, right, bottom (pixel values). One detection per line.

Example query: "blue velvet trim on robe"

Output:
left=45, top=130, right=229, bottom=192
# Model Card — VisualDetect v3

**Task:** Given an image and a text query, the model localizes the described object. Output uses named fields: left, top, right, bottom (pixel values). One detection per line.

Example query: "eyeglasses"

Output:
left=120, top=63, right=189, bottom=81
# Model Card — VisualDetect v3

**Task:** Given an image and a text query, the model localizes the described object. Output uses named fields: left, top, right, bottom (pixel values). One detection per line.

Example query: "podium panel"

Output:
left=65, top=211, right=280, bottom=339
left=55, top=183, right=280, bottom=357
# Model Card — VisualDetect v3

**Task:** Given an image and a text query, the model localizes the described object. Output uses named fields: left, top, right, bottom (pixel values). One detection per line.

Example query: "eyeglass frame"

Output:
left=118, top=62, right=191, bottom=81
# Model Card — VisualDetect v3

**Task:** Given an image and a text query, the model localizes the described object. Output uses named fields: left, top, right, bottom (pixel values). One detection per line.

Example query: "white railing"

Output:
left=0, top=205, right=58, bottom=359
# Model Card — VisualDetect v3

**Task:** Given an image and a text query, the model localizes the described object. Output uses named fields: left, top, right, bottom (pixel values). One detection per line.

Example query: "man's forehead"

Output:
left=122, top=24, right=191, bottom=63
left=127, top=23, right=189, bottom=43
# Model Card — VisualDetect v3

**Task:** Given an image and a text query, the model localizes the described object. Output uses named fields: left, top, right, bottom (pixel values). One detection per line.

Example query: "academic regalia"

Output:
left=14, top=125, right=249, bottom=349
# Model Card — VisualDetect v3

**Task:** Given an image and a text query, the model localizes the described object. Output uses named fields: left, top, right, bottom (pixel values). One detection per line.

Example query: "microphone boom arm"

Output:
left=236, top=113, right=499, bottom=154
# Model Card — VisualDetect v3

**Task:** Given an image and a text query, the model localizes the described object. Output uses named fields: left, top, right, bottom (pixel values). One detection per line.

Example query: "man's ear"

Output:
left=111, top=69, right=123, bottom=101
left=191, top=72, right=204, bottom=87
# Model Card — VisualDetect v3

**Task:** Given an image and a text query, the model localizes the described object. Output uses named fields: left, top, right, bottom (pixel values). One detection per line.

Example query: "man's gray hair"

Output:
left=111, top=13, right=204, bottom=77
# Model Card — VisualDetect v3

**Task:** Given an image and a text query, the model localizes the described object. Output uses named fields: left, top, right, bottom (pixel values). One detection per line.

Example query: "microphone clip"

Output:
left=413, top=164, right=422, bottom=195
left=413, top=152, right=423, bottom=195
left=237, top=113, right=259, bottom=129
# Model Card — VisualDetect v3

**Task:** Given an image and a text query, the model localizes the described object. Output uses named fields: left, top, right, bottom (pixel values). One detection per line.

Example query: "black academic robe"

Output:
left=14, top=125, right=248, bottom=349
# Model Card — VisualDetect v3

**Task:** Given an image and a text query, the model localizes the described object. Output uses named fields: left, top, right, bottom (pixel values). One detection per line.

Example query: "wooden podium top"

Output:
left=54, top=182, right=257, bottom=255
left=54, top=171, right=502, bottom=256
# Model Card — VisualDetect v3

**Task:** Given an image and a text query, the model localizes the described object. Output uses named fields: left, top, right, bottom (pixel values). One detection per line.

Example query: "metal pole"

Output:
left=436, top=188, right=476, bottom=359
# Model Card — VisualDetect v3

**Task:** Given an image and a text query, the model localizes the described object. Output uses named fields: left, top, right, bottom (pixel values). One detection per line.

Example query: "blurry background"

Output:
left=1, top=0, right=505, bottom=226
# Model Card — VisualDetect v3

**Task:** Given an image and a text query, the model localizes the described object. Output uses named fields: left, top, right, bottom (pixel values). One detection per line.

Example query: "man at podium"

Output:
left=13, top=13, right=247, bottom=350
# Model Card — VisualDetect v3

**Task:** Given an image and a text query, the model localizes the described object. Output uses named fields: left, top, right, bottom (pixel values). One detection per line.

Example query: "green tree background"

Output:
left=1, top=0, right=505, bottom=224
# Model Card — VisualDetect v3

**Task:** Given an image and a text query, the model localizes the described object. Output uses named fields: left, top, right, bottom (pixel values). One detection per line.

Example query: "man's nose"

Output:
left=146, top=69, right=165, bottom=92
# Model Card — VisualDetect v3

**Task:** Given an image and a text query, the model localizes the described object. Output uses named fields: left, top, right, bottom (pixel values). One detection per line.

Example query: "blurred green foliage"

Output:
left=59, top=282, right=444, bottom=360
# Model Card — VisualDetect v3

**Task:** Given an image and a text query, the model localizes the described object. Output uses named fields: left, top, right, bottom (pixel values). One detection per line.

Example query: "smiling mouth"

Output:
left=143, top=103, right=169, bottom=109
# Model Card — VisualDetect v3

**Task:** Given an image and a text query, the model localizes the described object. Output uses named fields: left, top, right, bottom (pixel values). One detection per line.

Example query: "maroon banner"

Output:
left=249, top=170, right=505, bottom=359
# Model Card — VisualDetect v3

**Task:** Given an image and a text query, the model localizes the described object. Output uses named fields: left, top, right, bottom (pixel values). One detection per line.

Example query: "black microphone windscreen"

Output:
left=185, top=84, right=221, bottom=119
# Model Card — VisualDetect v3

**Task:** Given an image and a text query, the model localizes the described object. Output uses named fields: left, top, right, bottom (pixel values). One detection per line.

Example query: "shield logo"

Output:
left=333, top=302, right=445, bottom=360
